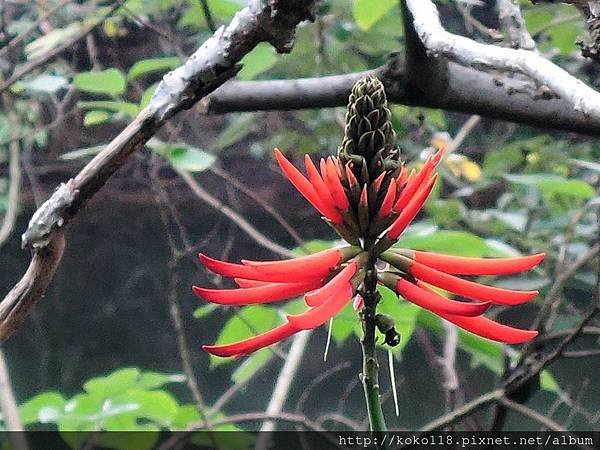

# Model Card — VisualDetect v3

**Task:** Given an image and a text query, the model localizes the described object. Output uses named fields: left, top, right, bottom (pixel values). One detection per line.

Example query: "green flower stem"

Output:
left=360, top=251, right=388, bottom=441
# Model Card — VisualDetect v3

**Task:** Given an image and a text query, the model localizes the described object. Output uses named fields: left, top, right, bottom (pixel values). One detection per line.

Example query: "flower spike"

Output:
left=197, top=77, right=542, bottom=360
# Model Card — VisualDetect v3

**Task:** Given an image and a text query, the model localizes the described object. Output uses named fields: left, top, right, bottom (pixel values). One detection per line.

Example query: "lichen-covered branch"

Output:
left=0, top=0, right=317, bottom=343
left=405, top=0, right=600, bottom=117
left=496, top=0, right=537, bottom=50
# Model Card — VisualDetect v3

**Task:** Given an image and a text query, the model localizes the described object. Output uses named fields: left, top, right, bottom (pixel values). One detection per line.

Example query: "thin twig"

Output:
left=174, top=167, right=294, bottom=258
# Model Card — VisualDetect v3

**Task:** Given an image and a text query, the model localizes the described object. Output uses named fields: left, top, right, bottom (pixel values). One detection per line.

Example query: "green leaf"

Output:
left=19, top=392, right=66, bottom=425
left=73, top=69, right=127, bottom=95
left=78, top=101, right=139, bottom=118
left=540, top=370, right=560, bottom=393
left=164, top=146, right=216, bottom=172
left=20, top=75, right=68, bottom=94
left=172, top=404, right=202, bottom=430
left=396, top=229, right=491, bottom=257
left=83, top=110, right=111, bottom=127
left=120, top=390, right=179, bottom=425
left=353, top=0, right=396, bottom=31
left=25, top=23, right=83, bottom=60
left=483, top=144, right=523, bottom=176
left=212, top=113, right=257, bottom=150
left=127, top=57, right=181, bottom=80
left=231, top=350, right=274, bottom=384
left=504, top=174, right=595, bottom=199
left=193, top=303, right=218, bottom=319
left=211, top=305, right=279, bottom=366
left=136, top=372, right=185, bottom=390
left=237, top=43, right=278, bottom=80
left=84, top=368, right=141, bottom=397
left=140, top=83, right=158, bottom=109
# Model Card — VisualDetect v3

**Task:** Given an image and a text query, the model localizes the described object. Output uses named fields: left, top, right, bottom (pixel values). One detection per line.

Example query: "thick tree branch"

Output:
left=0, top=0, right=317, bottom=343
left=405, top=0, right=600, bottom=117
left=200, top=60, right=600, bottom=135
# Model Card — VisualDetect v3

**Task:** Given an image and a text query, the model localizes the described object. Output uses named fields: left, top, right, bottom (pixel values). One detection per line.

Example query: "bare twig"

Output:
left=496, top=0, right=537, bottom=50
left=174, top=167, right=294, bottom=258
left=257, top=330, right=311, bottom=444
left=0, top=349, right=28, bottom=450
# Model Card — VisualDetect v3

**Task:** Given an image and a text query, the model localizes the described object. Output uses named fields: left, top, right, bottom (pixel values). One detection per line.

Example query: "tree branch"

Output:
left=0, top=0, right=317, bottom=343
left=199, top=60, right=600, bottom=135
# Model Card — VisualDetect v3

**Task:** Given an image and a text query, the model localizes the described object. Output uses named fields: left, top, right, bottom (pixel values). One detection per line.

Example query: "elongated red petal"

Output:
left=438, top=313, right=538, bottom=344
left=378, top=178, right=397, bottom=217
left=395, top=278, right=490, bottom=316
left=200, top=253, right=264, bottom=279
left=203, top=322, right=297, bottom=357
left=325, top=158, right=350, bottom=209
left=242, top=247, right=349, bottom=280
left=408, top=260, right=539, bottom=305
left=413, top=251, right=545, bottom=275
left=286, top=284, right=353, bottom=330
left=200, top=251, right=333, bottom=283
left=387, top=174, right=438, bottom=239
left=305, top=262, right=357, bottom=307
left=394, top=148, right=444, bottom=212
left=193, top=280, right=320, bottom=305
left=304, top=155, right=342, bottom=223
left=274, top=148, right=340, bottom=223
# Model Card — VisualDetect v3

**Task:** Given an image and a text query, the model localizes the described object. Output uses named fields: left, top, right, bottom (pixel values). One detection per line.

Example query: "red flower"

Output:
left=194, top=148, right=543, bottom=357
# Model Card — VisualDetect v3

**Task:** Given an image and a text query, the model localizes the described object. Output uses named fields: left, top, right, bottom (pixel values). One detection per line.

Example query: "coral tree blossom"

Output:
left=194, top=77, right=543, bottom=358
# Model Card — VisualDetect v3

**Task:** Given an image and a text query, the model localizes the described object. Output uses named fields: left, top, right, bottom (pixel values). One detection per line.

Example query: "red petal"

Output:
left=193, top=280, right=320, bottom=305
left=345, top=163, right=358, bottom=187
left=413, top=251, right=545, bottom=275
left=378, top=178, right=397, bottom=217
left=274, top=148, right=340, bottom=222
left=242, top=247, right=346, bottom=282
left=395, top=278, right=490, bottom=316
left=438, top=314, right=538, bottom=344
left=305, top=262, right=357, bottom=307
left=203, top=322, right=297, bottom=357
left=394, top=148, right=444, bottom=212
left=324, top=159, right=350, bottom=210
left=387, top=174, right=438, bottom=239
left=200, top=250, right=336, bottom=283
left=408, top=260, right=539, bottom=305
left=304, top=155, right=343, bottom=223
left=372, top=172, right=386, bottom=191
left=286, top=284, right=353, bottom=330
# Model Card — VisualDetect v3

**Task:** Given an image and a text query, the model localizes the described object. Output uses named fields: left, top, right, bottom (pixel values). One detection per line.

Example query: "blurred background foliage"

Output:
left=0, top=0, right=598, bottom=443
